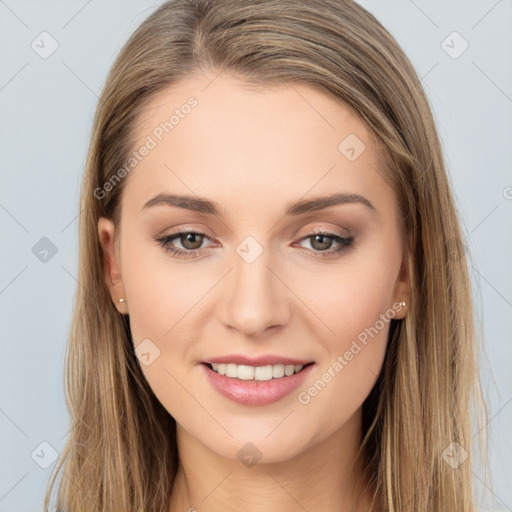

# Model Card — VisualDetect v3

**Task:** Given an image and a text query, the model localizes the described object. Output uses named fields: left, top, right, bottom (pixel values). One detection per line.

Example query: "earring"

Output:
left=119, top=298, right=126, bottom=304
left=398, top=301, right=407, bottom=308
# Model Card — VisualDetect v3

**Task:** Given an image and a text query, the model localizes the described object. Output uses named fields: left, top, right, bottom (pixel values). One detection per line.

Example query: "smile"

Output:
left=202, top=361, right=315, bottom=406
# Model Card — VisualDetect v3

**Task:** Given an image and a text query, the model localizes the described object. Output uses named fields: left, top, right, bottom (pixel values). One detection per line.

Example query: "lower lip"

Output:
left=202, top=363, right=315, bottom=406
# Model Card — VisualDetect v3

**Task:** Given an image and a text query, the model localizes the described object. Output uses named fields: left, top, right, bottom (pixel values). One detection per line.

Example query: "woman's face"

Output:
left=98, top=72, right=409, bottom=464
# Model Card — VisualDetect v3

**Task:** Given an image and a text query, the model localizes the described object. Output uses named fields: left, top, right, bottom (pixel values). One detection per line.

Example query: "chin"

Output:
left=194, top=423, right=316, bottom=466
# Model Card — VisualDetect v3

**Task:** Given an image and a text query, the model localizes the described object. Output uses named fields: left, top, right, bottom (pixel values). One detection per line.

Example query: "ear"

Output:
left=392, top=238, right=411, bottom=320
left=97, top=216, right=127, bottom=314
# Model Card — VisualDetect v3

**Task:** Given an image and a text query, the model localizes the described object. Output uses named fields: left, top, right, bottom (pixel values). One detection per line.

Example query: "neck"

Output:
left=168, top=409, right=378, bottom=512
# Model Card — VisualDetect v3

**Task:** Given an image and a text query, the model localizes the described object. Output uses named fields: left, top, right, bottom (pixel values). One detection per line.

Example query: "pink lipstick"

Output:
left=201, top=355, right=315, bottom=406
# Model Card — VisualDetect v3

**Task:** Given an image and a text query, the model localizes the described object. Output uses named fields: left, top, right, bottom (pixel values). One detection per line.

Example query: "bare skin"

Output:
left=98, top=71, right=409, bottom=512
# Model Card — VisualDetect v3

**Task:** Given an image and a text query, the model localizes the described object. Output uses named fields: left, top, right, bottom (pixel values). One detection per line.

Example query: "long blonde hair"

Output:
left=44, top=1, right=486, bottom=510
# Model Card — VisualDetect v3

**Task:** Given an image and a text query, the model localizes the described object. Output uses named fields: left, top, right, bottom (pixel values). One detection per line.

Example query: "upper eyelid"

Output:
left=162, top=222, right=352, bottom=239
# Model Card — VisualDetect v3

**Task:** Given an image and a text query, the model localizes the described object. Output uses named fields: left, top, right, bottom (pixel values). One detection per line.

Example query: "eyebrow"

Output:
left=141, top=192, right=376, bottom=216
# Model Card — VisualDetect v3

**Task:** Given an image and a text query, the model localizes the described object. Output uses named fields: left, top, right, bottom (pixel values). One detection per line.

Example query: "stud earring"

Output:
left=119, top=298, right=126, bottom=304
left=398, top=301, right=407, bottom=308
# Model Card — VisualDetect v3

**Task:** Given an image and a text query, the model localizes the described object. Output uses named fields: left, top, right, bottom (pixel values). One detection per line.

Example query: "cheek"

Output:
left=294, top=241, right=399, bottom=405
left=295, top=271, right=394, bottom=428
left=119, top=239, right=213, bottom=408
left=331, top=269, right=396, bottom=347
left=120, top=236, right=201, bottom=344
left=120, top=254, right=195, bottom=420
left=303, top=248, right=399, bottom=352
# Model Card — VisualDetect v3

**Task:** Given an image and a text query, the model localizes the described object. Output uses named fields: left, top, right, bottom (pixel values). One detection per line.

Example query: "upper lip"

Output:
left=204, top=354, right=313, bottom=366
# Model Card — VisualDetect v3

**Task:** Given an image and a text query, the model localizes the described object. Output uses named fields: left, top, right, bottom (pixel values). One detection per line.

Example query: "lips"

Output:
left=201, top=355, right=315, bottom=406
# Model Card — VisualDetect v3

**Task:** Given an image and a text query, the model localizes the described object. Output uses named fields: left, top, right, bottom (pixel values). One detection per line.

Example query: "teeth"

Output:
left=238, top=365, right=255, bottom=380
left=254, top=365, right=272, bottom=381
left=272, top=365, right=285, bottom=378
left=208, top=362, right=304, bottom=380
left=226, top=364, right=238, bottom=378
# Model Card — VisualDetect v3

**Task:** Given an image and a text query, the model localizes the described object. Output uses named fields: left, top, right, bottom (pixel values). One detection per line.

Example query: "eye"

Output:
left=154, top=231, right=216, bottom=259
left=154, top=228, right=355, bottom=259
left=294, top=230, right=355, bottom=258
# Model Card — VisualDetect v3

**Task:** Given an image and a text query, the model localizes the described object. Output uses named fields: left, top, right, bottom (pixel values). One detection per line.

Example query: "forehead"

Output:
left=122, top=72, right=392, bottom=218
left=134, top=72, right=374, bottom=151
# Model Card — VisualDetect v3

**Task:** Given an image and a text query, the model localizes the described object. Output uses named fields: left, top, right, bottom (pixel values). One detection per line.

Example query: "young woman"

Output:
left=44, top=1, right=486, bottom=510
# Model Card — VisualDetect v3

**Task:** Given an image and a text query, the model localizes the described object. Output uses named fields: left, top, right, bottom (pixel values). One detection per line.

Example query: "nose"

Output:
left=219, top=244, right=290, bottom=337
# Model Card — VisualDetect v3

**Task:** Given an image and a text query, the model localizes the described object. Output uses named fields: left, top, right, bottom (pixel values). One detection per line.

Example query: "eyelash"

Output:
left=154, top=229, right=355, bottom=260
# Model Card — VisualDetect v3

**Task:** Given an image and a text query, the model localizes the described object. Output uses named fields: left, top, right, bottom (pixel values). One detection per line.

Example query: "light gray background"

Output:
left=0, top=1, right=511, bottom=510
